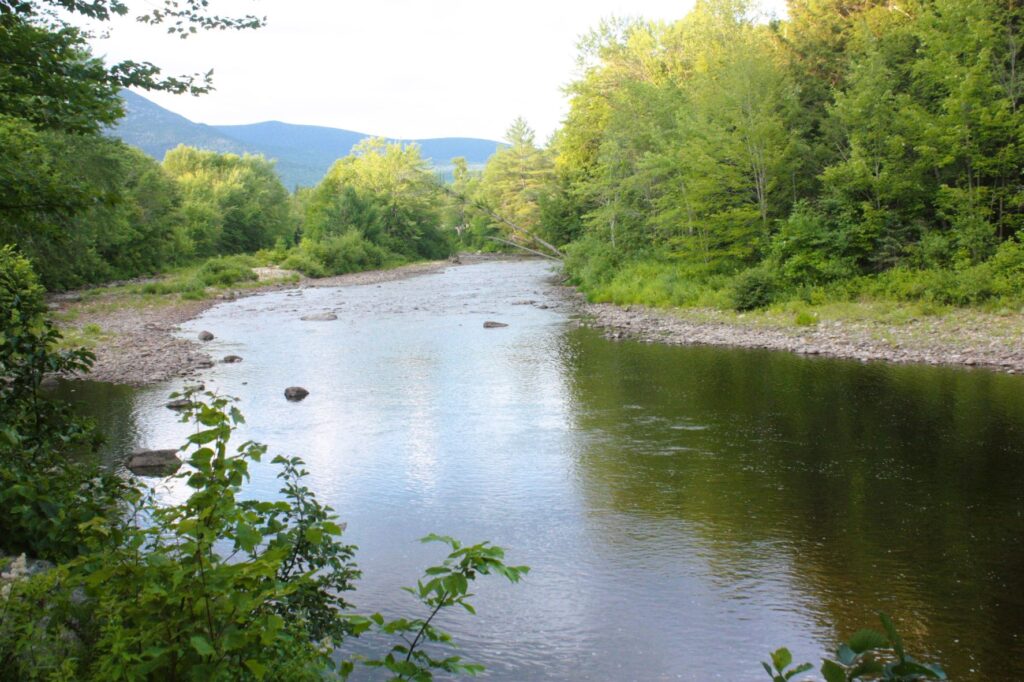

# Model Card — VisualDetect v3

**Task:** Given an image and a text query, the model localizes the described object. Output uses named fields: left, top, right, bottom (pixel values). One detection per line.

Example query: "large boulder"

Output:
left=126, top=449, right=182, bottom=476
left=284, top=386, right=309, bottom=402
left=300, top=312, right=338, bottom=321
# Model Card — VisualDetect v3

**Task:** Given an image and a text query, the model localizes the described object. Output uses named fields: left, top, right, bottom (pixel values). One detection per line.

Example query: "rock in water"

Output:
left=284, top=386, right=309, bottom=402
left=222, top=355, right=243, bottom=363
left=126, top=449, right=182, bottom=476
left=300, top=312, right=338, bottom=321
left=198, top=331, right=214, bottom=341
left=483, top=321, right=509, bottom=328
left=166, top=398, right=192, bottom=410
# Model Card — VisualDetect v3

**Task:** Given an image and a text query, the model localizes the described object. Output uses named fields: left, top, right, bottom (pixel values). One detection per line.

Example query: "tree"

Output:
left=163, top=145, right=290, bottom=257
left=478, top=118, right=553, bottom=244
left=305, top=139, right=449, bottom=260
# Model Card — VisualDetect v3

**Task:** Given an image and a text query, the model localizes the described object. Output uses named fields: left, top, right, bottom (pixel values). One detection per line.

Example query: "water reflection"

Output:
left=57, top=260, right=1024, bottom=680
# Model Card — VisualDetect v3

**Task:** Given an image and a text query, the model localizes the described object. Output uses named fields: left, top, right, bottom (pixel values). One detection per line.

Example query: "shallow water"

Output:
left=60, top=260, right=1024, bottom=680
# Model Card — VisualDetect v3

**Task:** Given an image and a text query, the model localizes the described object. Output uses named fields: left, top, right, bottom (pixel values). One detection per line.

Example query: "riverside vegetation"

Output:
left=0, top=0, right=1011, bottom=677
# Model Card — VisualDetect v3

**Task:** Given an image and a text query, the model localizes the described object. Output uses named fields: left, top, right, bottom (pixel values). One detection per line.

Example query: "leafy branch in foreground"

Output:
left=765, top=613, right=946, bottom=682
left=347, top=535, right=529, bottom=681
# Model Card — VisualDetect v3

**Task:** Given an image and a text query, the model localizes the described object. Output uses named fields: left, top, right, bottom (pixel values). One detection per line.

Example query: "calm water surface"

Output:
left=61, top=260, right=1024, bottom=680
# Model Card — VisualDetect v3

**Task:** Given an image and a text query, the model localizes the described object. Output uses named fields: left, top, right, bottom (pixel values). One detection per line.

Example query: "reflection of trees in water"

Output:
left=560, top=328, right=1024, bottom=679
left=50, top=379, right=142, bottom=469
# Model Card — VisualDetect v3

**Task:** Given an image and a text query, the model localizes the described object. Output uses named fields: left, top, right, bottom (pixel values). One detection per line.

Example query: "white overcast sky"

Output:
left=89, top=0, right=787, bottom=142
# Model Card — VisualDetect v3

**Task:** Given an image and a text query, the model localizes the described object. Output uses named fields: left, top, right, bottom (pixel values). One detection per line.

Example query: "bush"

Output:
left=282, top=232, right=399, bottom=278
left=731, top=267, right=778, bottom=311
left=0, top=246, right=122, bottom=560
left=196, top=254, right=259, bottom=287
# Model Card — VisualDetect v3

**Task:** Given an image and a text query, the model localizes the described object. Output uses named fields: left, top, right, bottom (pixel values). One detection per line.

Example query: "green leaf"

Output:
left=821, top=659, right=846, bottom=682
left=190, top=635, right=215, bottom=657
left=785, top=662, right=812, bottom=680
left=847, top=628, right=888, bottom=654
left=244, top=659, right=267, bottom=679
left=879, top=612, right=905, bottom=661
left=771, top=647, right=793, bottom=672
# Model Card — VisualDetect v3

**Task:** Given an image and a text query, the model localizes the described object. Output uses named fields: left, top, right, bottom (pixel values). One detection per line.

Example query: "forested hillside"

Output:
left=111, top=91, right=501, bottom=188
left=470, top=0, right=1024, bottom=313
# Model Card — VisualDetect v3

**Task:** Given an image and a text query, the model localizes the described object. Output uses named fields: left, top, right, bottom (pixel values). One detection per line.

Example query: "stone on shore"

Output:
left=126, top=449, right=182, bottom=476
left=285, top=386, right=309, bottom=401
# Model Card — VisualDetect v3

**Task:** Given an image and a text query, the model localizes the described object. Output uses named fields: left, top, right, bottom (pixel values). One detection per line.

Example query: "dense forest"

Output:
left=475, top=0, right=1024, bottom=311
left=8, top=1, right=1022, bottom=314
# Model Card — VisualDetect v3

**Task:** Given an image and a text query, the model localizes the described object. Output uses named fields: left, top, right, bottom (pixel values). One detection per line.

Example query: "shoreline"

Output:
left=562, top=286, right=1024, bottom=375
left=53, top=256, right=1024, bottom=386
left=52, top=257, right=495, bottom=386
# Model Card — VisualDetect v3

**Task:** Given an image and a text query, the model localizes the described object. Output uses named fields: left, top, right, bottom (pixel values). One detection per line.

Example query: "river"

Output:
left=59, top=259, right=1024, bottom=680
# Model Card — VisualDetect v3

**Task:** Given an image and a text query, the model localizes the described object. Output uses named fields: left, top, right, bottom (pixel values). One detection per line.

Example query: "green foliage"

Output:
left=546, top=0, right=1024, bottom=313
left=350, top=534, right=529, bottom=680
left=305, top=139, right=451, bottom=262
left=195, top=255, right=259, bottom=287
left=280, top=232, right=397, bottom=278
left=0, top=246, right=125, bottom=560
left=731, top=267, right=779, bottom=311
left=163, top=146, right=291, bottom=258
left=62, top=390, right=359, bottom=680
left=769, top=614, right=946, bottom=682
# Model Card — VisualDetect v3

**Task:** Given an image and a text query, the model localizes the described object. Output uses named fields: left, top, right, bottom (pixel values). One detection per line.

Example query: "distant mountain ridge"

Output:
left=110, top=91, right=500, bottom=188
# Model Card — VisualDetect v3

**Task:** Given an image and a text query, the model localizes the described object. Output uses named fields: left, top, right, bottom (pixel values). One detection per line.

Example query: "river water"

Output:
left=60, top=259, right=1024, bottom=680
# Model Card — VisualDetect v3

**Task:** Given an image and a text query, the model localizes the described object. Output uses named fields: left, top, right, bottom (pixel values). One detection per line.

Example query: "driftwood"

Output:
left=432, top=181, right=564, bottom=261
left=485, top=236, right=562, bottom=261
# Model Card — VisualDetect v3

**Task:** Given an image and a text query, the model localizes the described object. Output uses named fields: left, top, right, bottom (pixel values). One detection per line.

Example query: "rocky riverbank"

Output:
left=51, top=258, right=479, bottom=385
left=562, top=286, right=1024, bottom=374
left=53, top=256, right=1024, bottom=384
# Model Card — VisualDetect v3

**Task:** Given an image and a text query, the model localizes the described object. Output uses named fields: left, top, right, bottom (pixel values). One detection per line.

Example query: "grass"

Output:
left=57, top=322, right=110, bottom=351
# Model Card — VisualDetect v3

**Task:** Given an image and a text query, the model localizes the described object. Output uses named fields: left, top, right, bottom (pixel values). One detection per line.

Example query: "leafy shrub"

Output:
left=769, top=203, right=856, bottom=287
left=731, top=267, right=778, bottom=311
left=0, top=246, right=123, bottom=561
left=563, top=236, right=622, bottom=292
left=196, top=254, right=259, bottom=287
left=282, top=232, right=399, bottom=278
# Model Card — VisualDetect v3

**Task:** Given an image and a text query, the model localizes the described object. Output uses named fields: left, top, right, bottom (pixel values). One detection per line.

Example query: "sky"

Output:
left=89, top=0, right=788, bottom=142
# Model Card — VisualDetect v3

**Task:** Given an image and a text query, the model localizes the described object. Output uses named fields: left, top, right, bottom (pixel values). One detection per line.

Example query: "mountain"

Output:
left=109, top=91, right=501, bottom=188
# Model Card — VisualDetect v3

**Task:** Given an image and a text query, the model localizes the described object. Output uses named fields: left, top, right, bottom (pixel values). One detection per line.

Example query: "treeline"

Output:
left=1, top=4, right=462, bottom=293
left=473, top=0, right=1024, bottom=310
left=0, top=128, right=460, bottom=291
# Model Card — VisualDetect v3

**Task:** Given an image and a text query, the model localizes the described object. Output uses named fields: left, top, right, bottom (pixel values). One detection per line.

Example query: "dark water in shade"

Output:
left=56, top=260, right=1024, bottom=680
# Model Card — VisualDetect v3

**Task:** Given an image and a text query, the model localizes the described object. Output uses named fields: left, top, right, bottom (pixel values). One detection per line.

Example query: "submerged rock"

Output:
left=483, top=320, right=508, bottom=328
left=222, top=355, right=243, bottom=364
left=300, top=312, right=338, bottom=321
left=284, top=386, right=309, bottom=402
left=166, top=398, right=192, bottom=410
left=198, top=331, right=214, bottom=341
left=126, top=449, right=182, bottom=476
